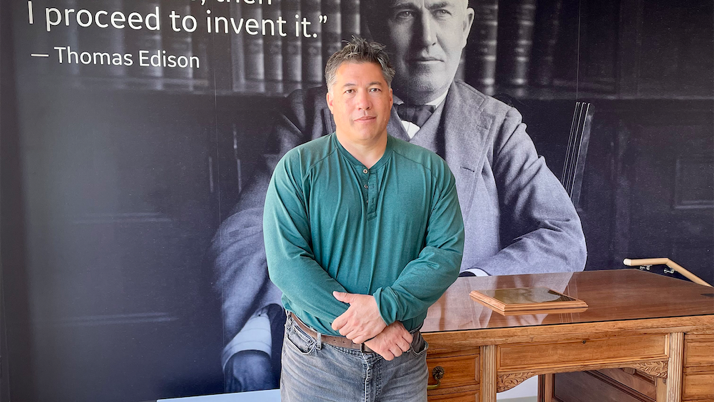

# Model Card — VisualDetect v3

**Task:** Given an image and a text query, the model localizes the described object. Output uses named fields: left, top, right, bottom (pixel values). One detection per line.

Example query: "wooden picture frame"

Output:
left=470, top=287, right=588, bottom=316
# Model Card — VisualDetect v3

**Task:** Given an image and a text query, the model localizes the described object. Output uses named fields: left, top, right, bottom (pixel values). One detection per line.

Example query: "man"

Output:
left=212, top=0, right=587, bottom=391
left=263, top=38, right=464, bottom=400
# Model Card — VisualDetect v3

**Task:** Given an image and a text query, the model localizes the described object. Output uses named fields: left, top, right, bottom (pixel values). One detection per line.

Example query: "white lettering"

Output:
left=95, top=11, right=108, bottom=28
left=139, top=50, right=149, bottom=66
left=45, top=8, right=61, bottom=32
left=76, top=9, right=92, bottom=27
left=44, top=7, right=160, bottom=32
left=111, top=11, right=125, bottom=28
left=182, top=16, right=197, bottom=32
left=127, top=12, right=142, bottom=29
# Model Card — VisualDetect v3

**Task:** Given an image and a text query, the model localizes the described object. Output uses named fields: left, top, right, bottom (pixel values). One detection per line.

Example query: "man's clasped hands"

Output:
left=331, top=291, right=413, bottom=361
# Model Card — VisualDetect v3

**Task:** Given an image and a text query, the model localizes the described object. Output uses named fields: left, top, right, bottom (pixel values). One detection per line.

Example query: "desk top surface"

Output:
left=422, top=269, right=714, bottom=333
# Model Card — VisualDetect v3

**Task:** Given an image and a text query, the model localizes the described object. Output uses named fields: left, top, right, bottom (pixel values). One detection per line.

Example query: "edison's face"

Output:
left=368, top=0, right=474, bottom=104
left=326, top=62, right=394, bottom=147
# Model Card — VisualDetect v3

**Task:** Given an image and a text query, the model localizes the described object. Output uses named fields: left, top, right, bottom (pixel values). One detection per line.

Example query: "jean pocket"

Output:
left=285, top=324, right=317, bottom=355
left=408, top=333, right=429, bottom=357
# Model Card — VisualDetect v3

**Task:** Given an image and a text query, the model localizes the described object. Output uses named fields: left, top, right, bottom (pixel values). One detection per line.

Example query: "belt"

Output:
left=289, top=312, right=374, bottom=353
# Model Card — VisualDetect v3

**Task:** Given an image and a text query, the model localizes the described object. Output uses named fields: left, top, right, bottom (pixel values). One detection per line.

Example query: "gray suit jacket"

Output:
left=212, top=80, right=586, bottom=367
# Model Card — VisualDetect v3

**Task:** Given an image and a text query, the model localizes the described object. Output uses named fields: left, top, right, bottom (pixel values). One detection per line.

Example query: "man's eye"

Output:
left=370, top=88, right=381, bottom=92
left=433, top=9, right=452, bottom=18
left=344, top=89, right=355, bottom=94
left=394, top=10, right=416, bottom=20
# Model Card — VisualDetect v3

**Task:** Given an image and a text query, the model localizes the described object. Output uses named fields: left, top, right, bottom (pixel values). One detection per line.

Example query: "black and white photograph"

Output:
left=1, top=0, right=712, bottom=401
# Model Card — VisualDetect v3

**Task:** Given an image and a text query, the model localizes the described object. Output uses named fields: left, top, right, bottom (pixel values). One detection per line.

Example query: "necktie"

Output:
left=395, top=104, right=436, bottom=127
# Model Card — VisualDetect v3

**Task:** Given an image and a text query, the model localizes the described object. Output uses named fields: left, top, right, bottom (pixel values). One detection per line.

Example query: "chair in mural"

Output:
left=561, top=102, right=593, bottom=206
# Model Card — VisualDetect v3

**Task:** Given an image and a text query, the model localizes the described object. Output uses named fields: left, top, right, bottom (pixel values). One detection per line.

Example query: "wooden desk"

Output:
left=422, top=270, right=714, bottom=402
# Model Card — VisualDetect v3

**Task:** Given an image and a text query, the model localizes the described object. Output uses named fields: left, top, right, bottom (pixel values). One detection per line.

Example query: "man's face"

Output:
left=326, top=62, right=393, bottom=147
left=368, top=0, right=474, bottom=104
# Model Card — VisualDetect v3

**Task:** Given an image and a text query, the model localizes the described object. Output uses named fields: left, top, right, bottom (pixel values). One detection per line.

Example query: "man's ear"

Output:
left=326, top=91, right=334, bottom=113
left=462, top=7, right=475, bottom=47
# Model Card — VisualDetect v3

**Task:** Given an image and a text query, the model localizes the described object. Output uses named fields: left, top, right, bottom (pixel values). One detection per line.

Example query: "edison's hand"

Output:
left=332, top=291, right=387, bottom=343
left=364, top=321, right=413, bottom=361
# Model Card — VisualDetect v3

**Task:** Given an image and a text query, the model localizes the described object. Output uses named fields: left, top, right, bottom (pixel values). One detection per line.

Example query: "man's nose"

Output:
left=356, top=91, right=372, bottom=110
left=417, top=12, right=436, bottom=47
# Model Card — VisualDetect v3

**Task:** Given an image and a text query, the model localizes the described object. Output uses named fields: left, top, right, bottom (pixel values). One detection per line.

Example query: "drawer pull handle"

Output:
left=427, top=366, right=445, bottom=390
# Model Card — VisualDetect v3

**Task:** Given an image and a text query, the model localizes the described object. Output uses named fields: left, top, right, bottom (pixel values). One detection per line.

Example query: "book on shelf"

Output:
left=341, top=0, right=360, bottom=41
left=575, top=0, right=618, bottom=92
left=206, top=0, right=235, bottom=91
left=359, top=0, right=369, bottom=40
left=263, top=0, right=283, bottom=82
left=282, top=0, right=302, bottom=83
left=243, top=2, right=265, bottom=83
left=549, top=0, right=578, bottom=90
left=187, top=0, right=209, bottom=89
left=302, top=0, right=323, bottom=84
left=529, top=0, right=563, bottom=87
left=465, top=0, right=498, bottom=89
left=228, top=1, right=245, bottom=90
left=322, top=0, right=342, bottom=64
left=161, top=0, right=193, bottom=87
left=496, top=0, right=537, bottom=87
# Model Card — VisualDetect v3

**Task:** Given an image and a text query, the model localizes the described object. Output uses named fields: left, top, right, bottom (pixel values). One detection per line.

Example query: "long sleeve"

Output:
left=263, top=153, right=349, bottom=325
left=373, top=168, right=465, bottom=325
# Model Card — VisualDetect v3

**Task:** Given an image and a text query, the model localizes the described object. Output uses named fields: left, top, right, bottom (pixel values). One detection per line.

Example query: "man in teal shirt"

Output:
left=263, top=38, right=464, bottom=400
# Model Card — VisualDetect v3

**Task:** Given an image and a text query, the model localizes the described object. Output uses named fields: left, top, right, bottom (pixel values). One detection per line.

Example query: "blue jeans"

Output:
left=280, top=314, right=429, bottom=401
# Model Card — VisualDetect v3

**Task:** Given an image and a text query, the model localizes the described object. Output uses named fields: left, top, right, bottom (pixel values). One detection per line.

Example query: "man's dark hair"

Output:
left=324, top=37, right=395, bottom=92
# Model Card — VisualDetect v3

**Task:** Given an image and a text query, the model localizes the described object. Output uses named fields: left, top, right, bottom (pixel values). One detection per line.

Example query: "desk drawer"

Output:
left=499, top=334, right=668, bottom=372
left=426, top=354, right=479, bottom=389
left=683, top=371, right=714, bottom=401
left=684, top=334, right=714, bottom=367
left=428, top=392, right=479, bottom=401
left=426, top=353, right=479, bottom=401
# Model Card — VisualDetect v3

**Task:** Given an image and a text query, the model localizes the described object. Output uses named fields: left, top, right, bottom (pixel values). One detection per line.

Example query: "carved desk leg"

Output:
left=655, top=377, right=667, bottom=402
left=538, top=374, right=554, bottom=402
left=664, top=332, right=684, bottom=402
left=481, top=345, right=497, bottom=402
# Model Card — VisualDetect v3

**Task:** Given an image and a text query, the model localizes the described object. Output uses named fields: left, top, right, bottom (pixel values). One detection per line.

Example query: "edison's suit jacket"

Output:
left=212, top=80, right=587, bottom=370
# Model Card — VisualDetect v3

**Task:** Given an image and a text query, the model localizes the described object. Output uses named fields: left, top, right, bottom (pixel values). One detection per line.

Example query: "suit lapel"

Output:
left=388, top=107, right=410, bottom=141
left=441, top=82, right=495, bottom=219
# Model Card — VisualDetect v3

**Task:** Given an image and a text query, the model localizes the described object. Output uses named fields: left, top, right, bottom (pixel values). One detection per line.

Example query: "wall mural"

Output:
left=2, top=0, right=712, bottom=400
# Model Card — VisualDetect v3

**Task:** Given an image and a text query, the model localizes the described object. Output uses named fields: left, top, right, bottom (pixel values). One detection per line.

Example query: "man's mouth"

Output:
left=355, top=116, right=376, bottom=122
left=409, top=56, right=443, bottom=63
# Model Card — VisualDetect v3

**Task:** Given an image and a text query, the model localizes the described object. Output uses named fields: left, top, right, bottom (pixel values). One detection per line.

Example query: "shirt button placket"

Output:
left=367, top=172, right=377, bottom=216
left=359, top=167, right=369, bottom=203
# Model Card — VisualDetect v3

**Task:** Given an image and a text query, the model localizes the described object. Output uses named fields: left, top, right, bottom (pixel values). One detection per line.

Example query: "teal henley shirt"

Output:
left=264, top=134, right=465, bottom=336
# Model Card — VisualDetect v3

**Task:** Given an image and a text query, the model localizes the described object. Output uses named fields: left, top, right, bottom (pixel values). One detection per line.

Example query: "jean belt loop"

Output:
left=359, top=343, right=366, bottom=353
left=316, top=332, right=322, bottom=350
